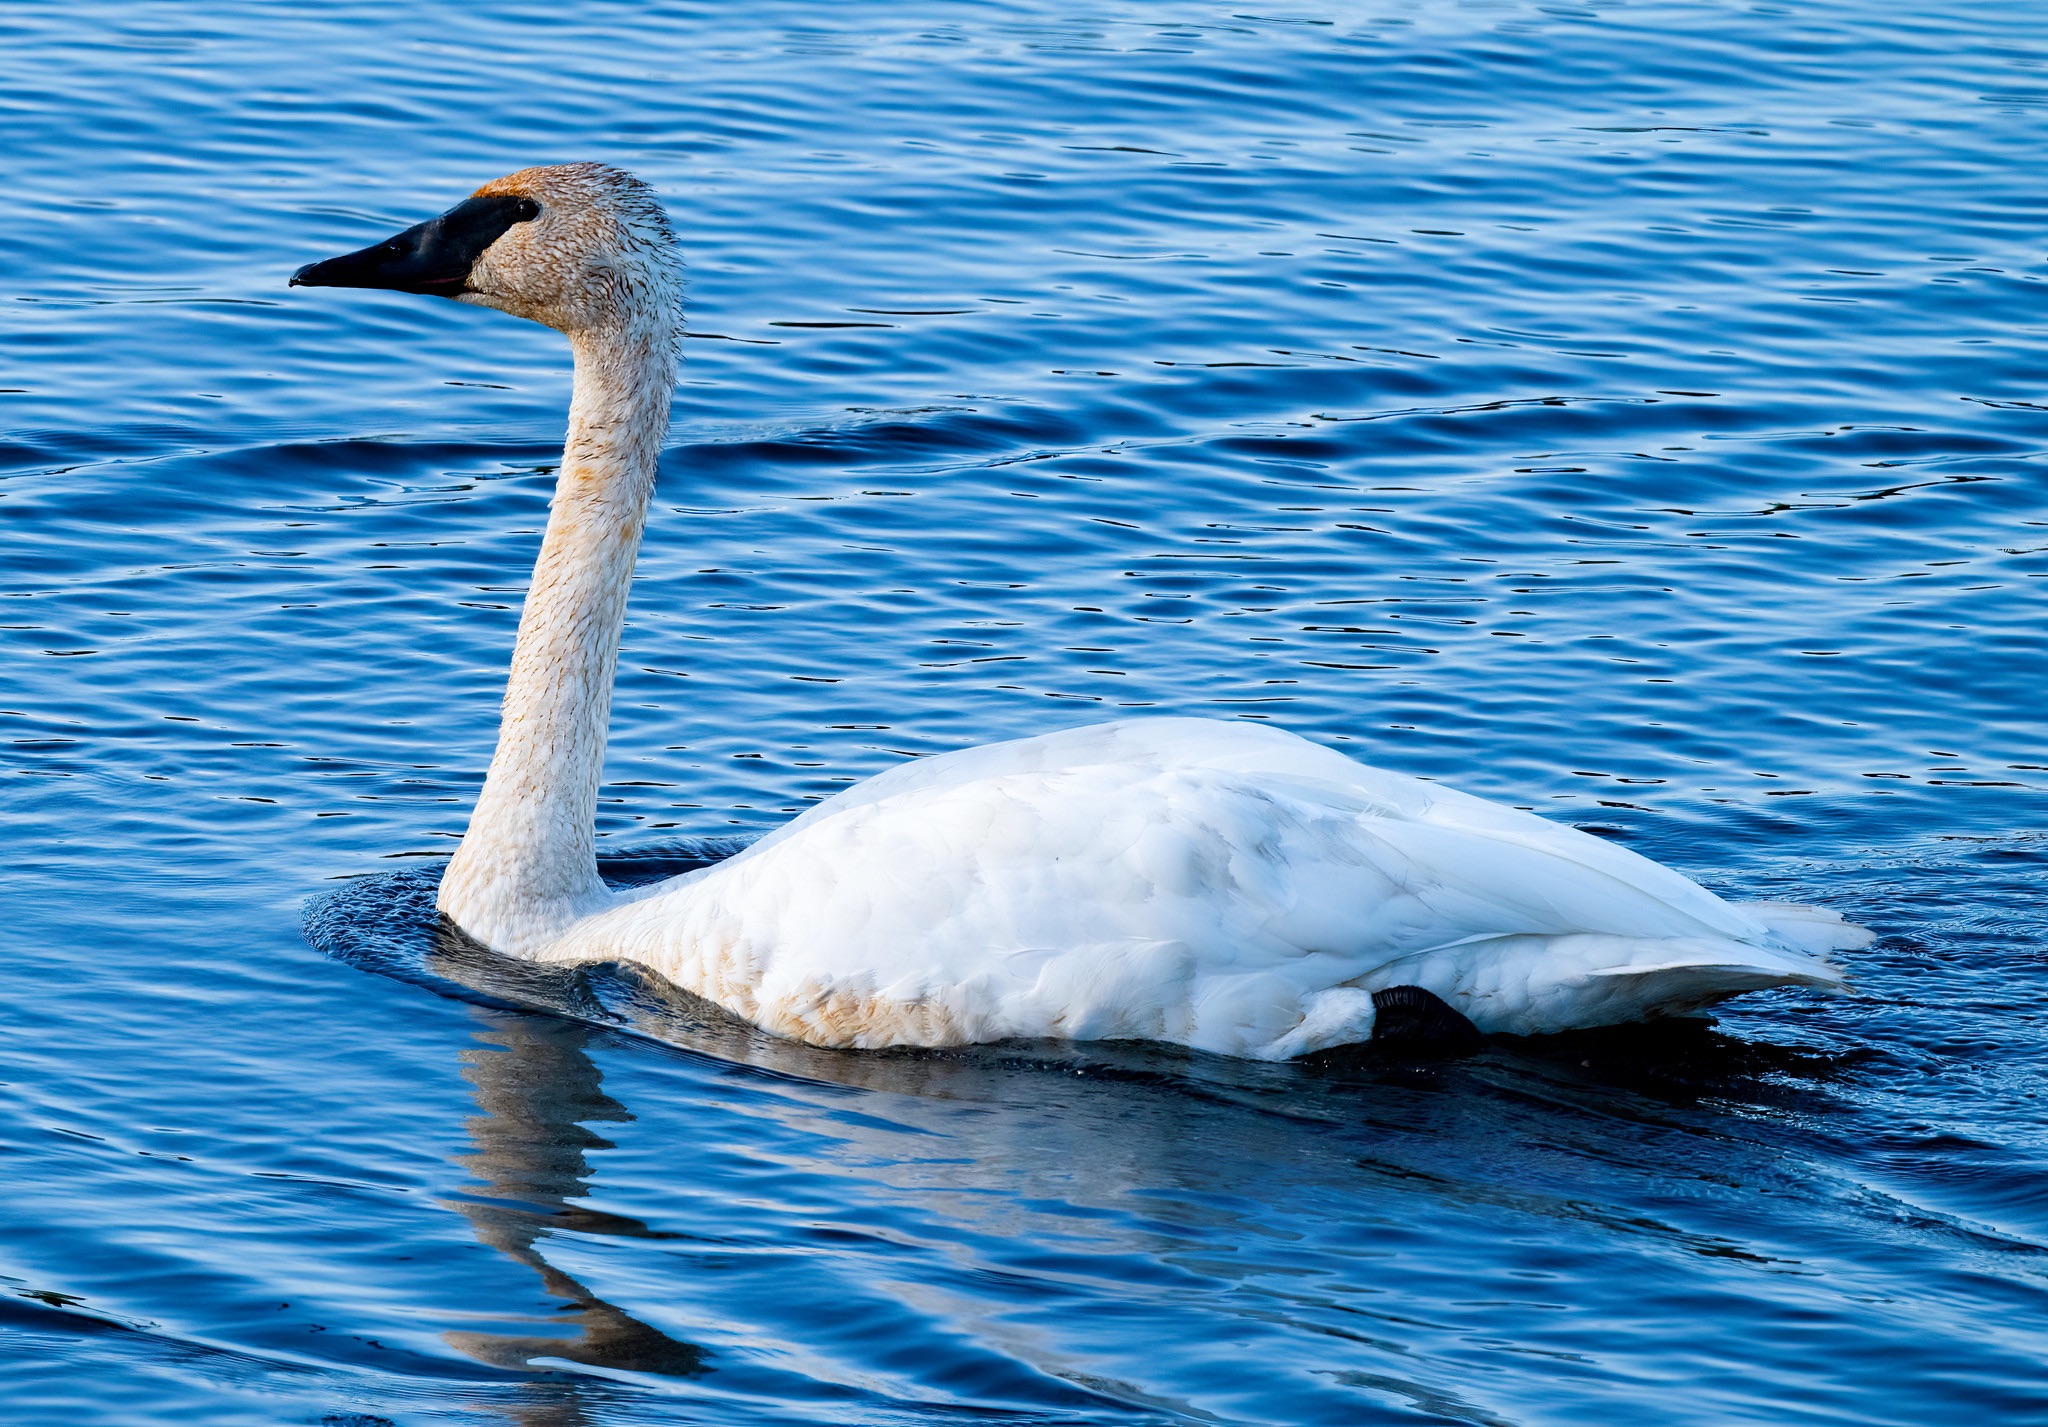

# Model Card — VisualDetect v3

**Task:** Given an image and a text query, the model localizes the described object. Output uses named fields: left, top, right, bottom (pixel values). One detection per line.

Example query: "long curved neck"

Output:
left=438, top=323, right=675, bottom=951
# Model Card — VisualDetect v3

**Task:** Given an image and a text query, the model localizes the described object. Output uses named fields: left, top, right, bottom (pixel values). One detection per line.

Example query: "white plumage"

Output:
left=569, top=717, right=1863, bottom=1058
left=293, top=164, right=1871, bottom=1061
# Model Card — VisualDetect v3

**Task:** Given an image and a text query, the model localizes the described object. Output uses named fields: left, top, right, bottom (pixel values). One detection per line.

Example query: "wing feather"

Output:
left=569, top=719, right=1855, bottom=1057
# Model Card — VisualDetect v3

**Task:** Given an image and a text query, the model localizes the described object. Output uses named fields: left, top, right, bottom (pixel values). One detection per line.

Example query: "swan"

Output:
left=291, top=163, right=1872, bottom=1060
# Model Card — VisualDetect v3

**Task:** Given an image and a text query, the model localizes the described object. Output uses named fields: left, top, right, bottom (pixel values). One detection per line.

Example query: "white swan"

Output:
left=293, top=163, right=1872, bottom=1060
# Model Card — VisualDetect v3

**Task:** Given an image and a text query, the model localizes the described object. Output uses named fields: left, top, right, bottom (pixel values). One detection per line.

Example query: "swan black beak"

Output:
left=290, top=194, right=541, bottom=297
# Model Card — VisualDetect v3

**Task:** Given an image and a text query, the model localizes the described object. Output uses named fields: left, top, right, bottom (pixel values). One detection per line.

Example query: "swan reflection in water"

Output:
left=431, top=922, right=710, bottom=1427
left=441, top=1004, right=707, bottom=1386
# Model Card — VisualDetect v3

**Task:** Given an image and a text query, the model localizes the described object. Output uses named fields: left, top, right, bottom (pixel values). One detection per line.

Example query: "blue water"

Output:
left=3, top=1, right=2045, bottom=1422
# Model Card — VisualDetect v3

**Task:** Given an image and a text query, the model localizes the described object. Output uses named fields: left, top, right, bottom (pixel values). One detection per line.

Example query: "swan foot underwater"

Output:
left=292, top=164, right=1872, bottom=1062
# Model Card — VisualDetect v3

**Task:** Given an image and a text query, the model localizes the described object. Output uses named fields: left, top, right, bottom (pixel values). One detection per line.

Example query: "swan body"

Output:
left=293, top=164, right=1871, bottom=1060
left=552, top=717, right=1862, bottom=1058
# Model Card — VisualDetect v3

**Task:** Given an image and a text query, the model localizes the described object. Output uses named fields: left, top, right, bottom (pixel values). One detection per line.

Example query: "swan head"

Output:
left=291, top=162, right=682, bottom=341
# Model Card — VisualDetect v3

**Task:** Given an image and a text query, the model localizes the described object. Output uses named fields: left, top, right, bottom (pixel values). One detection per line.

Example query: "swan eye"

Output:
left=513, top=198, right=540, bottom=222
left=382, top=239, right=405, bottom=255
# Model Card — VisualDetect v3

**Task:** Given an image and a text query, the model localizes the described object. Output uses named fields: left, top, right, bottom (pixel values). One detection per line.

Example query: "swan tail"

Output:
left=1738, top=900, right=1877, bottom=955
left=1566, top=905, right=1869, bottom=1026
left=1539, top=937, right=1845, bottom=1033
left=1366, top=930, right=1850, bottom=1040
left=1578, top=951, right=1840, bottom=1020
left=1579, top=922, right=1849, bottom=1016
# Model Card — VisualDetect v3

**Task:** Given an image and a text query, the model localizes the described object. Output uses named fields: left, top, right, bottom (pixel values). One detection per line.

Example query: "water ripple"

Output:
left=3, top=2, right=2046, bottom=1424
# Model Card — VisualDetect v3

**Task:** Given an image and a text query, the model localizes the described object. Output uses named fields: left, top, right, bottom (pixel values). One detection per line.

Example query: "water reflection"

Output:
left=431, top=958, right=706, bottom=1427
left=442, top=1004, right=707, bottom=1382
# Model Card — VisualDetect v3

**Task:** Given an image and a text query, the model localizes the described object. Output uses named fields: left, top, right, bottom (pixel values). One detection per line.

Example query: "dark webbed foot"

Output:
left=1370, top=985, right=1484, bottom=1056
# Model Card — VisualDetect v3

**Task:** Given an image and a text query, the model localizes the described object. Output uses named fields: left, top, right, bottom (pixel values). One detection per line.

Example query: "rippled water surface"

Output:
left=4, top=2, right=2046, bottom=1422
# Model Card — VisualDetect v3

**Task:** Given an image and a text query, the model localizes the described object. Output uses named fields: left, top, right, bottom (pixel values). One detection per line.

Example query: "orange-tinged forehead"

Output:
left=470, top=162, right=628, bottom=200
left=460, top=163, right=677, bottom=251
left=470, top=166, right=553, bottom=199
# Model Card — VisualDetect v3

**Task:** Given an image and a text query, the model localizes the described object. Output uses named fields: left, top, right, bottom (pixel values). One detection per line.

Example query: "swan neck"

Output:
left=437, top=326, right=676, bottom=950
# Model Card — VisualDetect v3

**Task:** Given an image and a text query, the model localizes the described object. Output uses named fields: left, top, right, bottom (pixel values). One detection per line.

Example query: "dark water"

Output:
left=3, top=2, right=2044, bottom=1422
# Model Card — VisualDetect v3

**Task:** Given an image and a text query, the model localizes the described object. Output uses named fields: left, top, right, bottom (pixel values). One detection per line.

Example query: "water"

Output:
left=2, top=1, right=2044, bottom=1421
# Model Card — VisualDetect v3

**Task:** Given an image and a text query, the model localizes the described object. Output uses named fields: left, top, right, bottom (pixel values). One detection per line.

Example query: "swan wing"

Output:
left=574, top=719, right=1850, bottom=1057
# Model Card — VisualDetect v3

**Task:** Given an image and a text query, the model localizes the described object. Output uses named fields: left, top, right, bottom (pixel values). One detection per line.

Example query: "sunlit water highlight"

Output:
left=1, top=2, right=2044, bottom=1423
